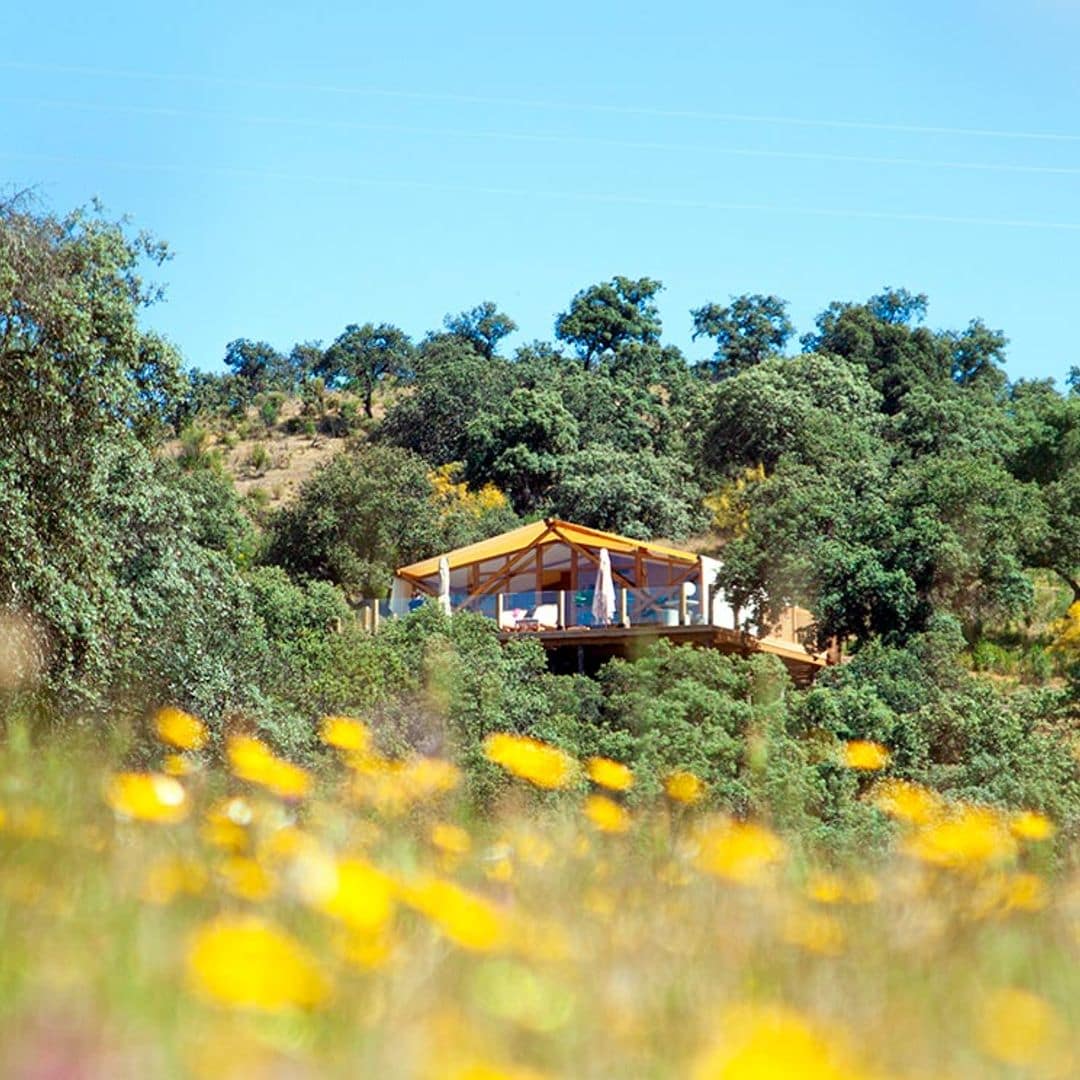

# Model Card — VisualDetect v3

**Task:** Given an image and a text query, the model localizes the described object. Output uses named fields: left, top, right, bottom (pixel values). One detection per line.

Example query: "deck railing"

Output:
left=361, top=585, right=718, bottom=633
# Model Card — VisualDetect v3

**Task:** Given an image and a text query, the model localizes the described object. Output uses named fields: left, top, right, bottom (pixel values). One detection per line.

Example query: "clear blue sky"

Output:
left=4, top=1, right=1080, bottom=382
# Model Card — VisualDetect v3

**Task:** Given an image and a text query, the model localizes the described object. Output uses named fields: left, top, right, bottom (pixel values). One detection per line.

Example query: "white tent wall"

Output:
left=699, top=556, right=735, bottom=628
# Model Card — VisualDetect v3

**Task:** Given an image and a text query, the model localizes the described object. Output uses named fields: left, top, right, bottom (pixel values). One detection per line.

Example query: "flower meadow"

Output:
left=0, top=711, right=1077, bottom=1078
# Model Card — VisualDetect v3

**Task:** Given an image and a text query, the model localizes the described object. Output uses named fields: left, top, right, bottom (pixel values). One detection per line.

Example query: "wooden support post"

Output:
left=557, top=590, right=566, bottom=630
left=570, top=548, right=579, bottom=628
left=496, top=593, right=504, bottom=628
left=679, top=585, right=688, bottom=626
left=535, top=544, right=544, bottom=609
left=620, top=587, right=629, bottom=627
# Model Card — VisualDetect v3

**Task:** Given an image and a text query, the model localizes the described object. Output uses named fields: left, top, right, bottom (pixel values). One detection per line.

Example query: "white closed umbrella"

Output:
left=438, top=557, right=452, bottom=615
left=591, top=547, right=616, bottom=625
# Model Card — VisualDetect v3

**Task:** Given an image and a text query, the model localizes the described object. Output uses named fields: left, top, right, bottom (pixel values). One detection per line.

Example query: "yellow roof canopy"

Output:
left=397, top=518, right=698, bottom=582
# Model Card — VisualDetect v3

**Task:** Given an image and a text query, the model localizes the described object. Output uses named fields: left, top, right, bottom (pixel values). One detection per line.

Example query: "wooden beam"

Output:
left=457, top=525, right=558, bottom=608
left=554, top=533, right=637, bottom=592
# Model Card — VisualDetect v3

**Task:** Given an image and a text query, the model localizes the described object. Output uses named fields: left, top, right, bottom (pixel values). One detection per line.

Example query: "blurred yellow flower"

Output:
left=432, top=821, right=472, bottom=855
left=805, top=870, right=879, bottom=906
left=320, top=715, right=371, bottom=753
left=162, top=753, right=195, bottom=777
left=694, top=820, right=785, bottom=885
left=870, top=779, right=942, bottom=825
left=583, top=794, right=631, bottom=834
left=201, top=797, right=252, bottom=853
left=404, top=877, right=506, bottom=951
left=444, top=1063, right=551, bottom=1080
left=1010, top=809, right=1055, bottom=841
left=977, top=988, right=1069, bottom=1070
left=904, top=806, right=1016, bottom=871
left=483, top=733, right=575, bottom=790
left=227, top=735, right=311, bottom=800
left=353, top=756, right=462, bottom=815
left=842, top=740, right=890, bottom=771
left=336, top=926, right=396, bottom=970
left=586, top=757, right=634, bottom=792
left=105, top=773, right=188, bottom=824
left=403, top=756, right=462, bottom=798
left=665, top=770, right=705, bottom=805
left=1002, top=872, right=1048, bottom=913
left=154, top=706, right=208, bottom=751
left=306, top=856, right=395, bottom=933
left=693, top=1003, right=865, bottom=1080
left=187, top=914, right=328, bottom=1011
left=219, top=855, right=275, bottom=902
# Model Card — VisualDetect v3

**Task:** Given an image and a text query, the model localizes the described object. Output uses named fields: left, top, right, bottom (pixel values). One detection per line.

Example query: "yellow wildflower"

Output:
left=904, top=805, right=1016, bottom=871
left=870, top=779, right=942, bottom=825
left=442, top=1063, right=550, bottom=1080
left=484, top=852, right=514, bottom=883
left=431, top=821, right=472, bottom=856
left=353, top=755, right=462, bottom=815
left=665, top=770, right=705, bottom=805
left=1002, top=872, right=1048, bottom=913
left=186, top=914, right=328, bottom=1011
left=694, top=819, right=785, bottom=885
left=320, top=715, right=371, bottom=753
left=1010, top=809, right=1055, bottom=841
left=219, top=856, right=275, bottom=902
left=201, top=797, right=252, bottom=853
left=977, top=988, right=1068, bottom=1070
left=105, top=773, right=188, bottom=824
left=842, top=740, right=890, bottom=771
left=404, top=877, right=506, bottom=951
left=306, top=857, right=395, bottom=933
left=162, top=753, right=195, bottom=777
left=226, top=735, right=311, bottom=800
left=153, top=705, right=208, bottom=751
left=693, top=1003, right=865, bottom=1080
left=805, top=870, right=880, bottom=906
left=586, top=757, right=634, bottom=792
left=583, top=794, right=631, bottom=834
left=336, top=927, right=396, bottom=970
left=483, top=733, right=575, bottom=790
left=402, top=756, right=462, bottom=799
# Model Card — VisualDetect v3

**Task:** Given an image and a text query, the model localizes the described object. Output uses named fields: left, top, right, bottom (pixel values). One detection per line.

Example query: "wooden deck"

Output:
left=498, top=623, right=827, bottom=685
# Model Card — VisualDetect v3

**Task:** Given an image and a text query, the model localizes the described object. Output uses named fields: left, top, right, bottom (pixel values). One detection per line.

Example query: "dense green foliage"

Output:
left=3, top=194, right=1079, bottom=853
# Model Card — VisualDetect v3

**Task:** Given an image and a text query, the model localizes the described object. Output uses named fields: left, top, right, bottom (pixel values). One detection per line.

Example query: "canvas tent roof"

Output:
left=396, top=518, right=699, bottom=584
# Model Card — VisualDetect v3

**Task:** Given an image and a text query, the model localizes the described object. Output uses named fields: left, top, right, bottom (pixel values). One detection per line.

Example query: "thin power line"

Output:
left=7, top=95, right=1080, bottom=178
left=3, top=59, right=1080, bottom=144
left=5, top=150, right=1080, bottom=232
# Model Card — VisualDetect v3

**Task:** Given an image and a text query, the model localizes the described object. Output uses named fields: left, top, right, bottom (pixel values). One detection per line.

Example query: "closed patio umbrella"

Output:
left=591, top=547, right=616, bottom=626
left=438, top=556, right=452, bottom=615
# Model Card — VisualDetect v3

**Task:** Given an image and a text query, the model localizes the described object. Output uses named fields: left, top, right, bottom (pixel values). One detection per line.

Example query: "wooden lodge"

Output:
left=390, top=518, right=828, bottom=685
